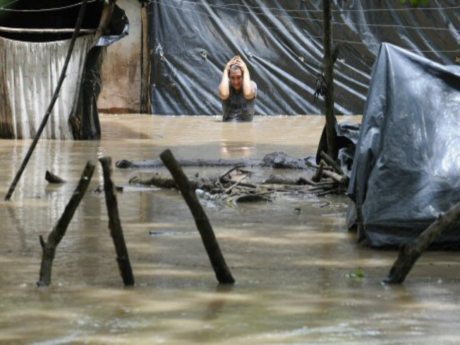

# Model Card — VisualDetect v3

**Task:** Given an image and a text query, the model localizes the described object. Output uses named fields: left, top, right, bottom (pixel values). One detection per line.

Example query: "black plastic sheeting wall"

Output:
left=147, top=0, right=459, bottom=116
left=347, top=43, right=460, bottom=248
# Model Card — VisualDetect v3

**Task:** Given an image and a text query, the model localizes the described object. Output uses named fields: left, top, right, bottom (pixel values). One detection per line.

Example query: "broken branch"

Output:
left=37, top=161, right=95, bottom=287
left=385, top=202, right=460, bottom=284
left=99, top=157, right=135, bottom=287
left=160, top=149, right=235, bottom=285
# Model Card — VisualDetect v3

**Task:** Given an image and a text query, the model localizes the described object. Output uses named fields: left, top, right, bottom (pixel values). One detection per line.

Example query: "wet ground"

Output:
left=1, top=115, right=459, bottom=345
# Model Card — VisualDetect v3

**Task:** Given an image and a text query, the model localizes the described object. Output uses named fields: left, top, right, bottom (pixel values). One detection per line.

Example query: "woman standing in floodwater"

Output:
left=219, top=56, right=257, bottom=122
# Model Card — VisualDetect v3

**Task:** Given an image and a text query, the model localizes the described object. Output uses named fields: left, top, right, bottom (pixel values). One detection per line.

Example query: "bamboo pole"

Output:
left=99, top=157, right=135, bottom=287
left=37, top=161, right=95, bottom=287
left=4, top=0, right=89, bottom=201
left=160, top=149, right=235, bottom=285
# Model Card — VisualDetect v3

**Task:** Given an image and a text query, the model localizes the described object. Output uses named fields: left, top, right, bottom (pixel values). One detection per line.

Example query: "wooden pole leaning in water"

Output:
left=99, top=157, right=135, bottom=286
left=37, top=161, right=95, bottom=287
left=160, top=149, right=235, bottom=285
left=385, top=202, right=460, bottom=284
left=4, top=0, right=89, bottom=201
left=322, top=0, right=337, bottom=159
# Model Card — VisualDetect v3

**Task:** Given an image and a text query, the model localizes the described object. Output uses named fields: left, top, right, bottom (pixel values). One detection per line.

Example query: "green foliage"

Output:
left=401, top=0, right=430, bottom=7
left=345, top=267, right=365, bottom=280
left=0, top=0, right=14, bottom=6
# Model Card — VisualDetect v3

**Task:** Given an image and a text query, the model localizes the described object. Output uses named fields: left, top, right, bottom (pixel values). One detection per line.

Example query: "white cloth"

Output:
left=0, top=35, right=94, bottom=139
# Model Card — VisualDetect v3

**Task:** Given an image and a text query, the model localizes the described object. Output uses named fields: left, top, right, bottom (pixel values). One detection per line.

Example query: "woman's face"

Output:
left=229, top=68, right=243, bottom=91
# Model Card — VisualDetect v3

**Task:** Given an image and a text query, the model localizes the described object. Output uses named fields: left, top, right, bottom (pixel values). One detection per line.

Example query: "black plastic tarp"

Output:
left=147, top=0, right=459, bottom=116
left=347, top=43, right=460, bottom=248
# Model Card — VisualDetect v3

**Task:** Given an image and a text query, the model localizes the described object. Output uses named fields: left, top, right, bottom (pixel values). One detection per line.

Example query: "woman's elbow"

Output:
left=244, top=91, right=255, bottom=100
left=220, top=91, right=230, bottom=100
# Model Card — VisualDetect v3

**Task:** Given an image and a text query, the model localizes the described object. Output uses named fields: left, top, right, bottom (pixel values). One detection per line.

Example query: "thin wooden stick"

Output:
left=37, top=161, right=95, bottom=287
left=219, top=164, right=245, bottom=181
left=4, top=0, right=89, bottom=201
left=99, top=157, right=135, bottom=287
left=384, top=202, right=460, bottom=284
left=160, top=149, right=235, bottom=285
left=223, top=175, right=248, bottom=194
left=322, top=169, right=347, bottom=184
left=320, top=151, right=344, bottom=175
left=0, top=26, right=95, bottom=34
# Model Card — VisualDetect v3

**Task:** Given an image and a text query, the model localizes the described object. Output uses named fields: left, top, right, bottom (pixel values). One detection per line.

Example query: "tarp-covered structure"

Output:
left=146, top=0, right=459, bottom=116
left=0, top=0, right=128, bottom=139
left=347, top=43, right=460, bottom=248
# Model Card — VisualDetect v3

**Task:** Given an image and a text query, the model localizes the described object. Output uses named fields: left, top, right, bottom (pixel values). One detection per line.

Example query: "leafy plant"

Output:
left=401, top=0, right=430, bottom=7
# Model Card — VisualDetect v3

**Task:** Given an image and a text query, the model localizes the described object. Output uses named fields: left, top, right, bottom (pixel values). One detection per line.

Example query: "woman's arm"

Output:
left=219, top=59, right=235, bottom=100
left=236, top=58, right=256, bottom=100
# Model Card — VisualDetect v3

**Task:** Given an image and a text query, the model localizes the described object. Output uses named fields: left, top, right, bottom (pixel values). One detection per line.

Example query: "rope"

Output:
left=151, top=0, right=460, bottom=14
left=148, top=0, right=458, bottom=54
left=149, top=0, right=459, bottom=33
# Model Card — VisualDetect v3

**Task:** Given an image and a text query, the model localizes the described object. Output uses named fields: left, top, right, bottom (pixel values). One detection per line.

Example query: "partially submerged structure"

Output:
left=347, top=43, right=460, bottom=248
left=0, top=1, right=458, bottom=137
left=0, top=0, right=127, bottom=139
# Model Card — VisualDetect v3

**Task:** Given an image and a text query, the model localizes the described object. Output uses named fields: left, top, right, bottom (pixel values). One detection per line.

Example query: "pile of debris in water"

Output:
left=119, top=151, right=349, bottom=205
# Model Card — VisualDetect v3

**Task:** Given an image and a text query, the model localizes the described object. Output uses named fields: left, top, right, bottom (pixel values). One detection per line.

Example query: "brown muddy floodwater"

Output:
left=1, top=115, right=460, bottom=345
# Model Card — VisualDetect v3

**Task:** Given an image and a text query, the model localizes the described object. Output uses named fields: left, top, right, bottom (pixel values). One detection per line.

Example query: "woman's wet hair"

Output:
left=228, top=64, right=243, bottom=76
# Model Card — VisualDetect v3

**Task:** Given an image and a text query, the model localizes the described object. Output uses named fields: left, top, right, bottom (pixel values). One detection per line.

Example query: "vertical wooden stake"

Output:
left=99, top=156, right=135, bottom=286
left=160, top=149, right=235, bottom=285
left=322, top=0, right=337, bottom=159
left=140, top=3, right=152, bottom=113
left=37, top=161, right=95, bottom=287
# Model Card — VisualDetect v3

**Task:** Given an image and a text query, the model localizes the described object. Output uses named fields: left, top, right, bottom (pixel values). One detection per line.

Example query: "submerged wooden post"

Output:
left=37, top=161, right=95, bottom=287
left=160, top=149, right=235, bottom=285
left=312, top=161, right=325, bottom=183
left=385, top=202, right=460, bottom=284
left=322, top=0, right=337, bottom=159
left=99, top=157, right=135, bottom=286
